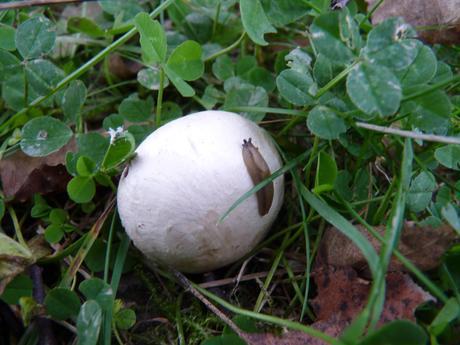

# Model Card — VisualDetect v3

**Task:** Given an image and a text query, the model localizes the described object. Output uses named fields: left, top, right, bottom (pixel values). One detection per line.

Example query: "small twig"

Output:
left=356, top=122, right=460, bottom=145
left=0, top=0, right=83, bottom=10
left=30, top=265, right=58, bottom=345
left=200, top=267, right=303, bottom=289
left=172, top=269, right=256, bottom=345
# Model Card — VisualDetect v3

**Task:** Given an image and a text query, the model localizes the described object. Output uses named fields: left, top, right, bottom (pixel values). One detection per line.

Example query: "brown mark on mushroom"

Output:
left=242, top=138, right=274, bottom=216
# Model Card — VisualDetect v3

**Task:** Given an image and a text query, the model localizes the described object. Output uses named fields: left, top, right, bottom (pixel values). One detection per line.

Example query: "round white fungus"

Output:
left=117, top=110, right=284, bottom=273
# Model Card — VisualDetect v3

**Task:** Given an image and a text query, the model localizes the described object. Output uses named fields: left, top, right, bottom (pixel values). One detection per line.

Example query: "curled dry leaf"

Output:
left=366, top=0, right=460, bottom=44
left=320, top=222, right=457, bottom=272
left=0, top=140, right=76, bottom=202
left=0, top=235, right=51, bottom=294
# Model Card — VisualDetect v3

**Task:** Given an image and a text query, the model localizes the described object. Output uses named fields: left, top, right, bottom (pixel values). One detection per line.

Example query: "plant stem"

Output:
left=315, top=60, right=360, bottom=99
left=103, top=210, right=117, bottom=283
left=191, top=280, right=340, bottom=345
left=403, top=74, right=460, bottom=102
left=156, top=67, right=165, bottom=127
left=356, top=122, right=460, bottom=145
left=204, top=32, right=246, bottom=62
left=7, top=206, right=28, bottom=249
left=224, top=106, right=307, bottom=117
left=211, top=2, right=221, bottom=39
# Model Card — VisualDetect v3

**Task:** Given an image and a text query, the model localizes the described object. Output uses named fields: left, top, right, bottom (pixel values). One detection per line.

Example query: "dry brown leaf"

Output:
left=311, top=266, right=434, bottom=326
left=321, top=222, right=456, bottom=272
left=0, top=140, right=76, bottom=202
left=0, top=235, right=51, bottom=294
left=237, top=266, right=433, bottom=345
left=366, top=0, right=460, bottom=44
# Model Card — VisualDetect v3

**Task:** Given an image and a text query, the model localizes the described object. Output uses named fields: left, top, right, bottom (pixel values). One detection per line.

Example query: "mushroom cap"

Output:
left=117, top=110, right=284, bottom=273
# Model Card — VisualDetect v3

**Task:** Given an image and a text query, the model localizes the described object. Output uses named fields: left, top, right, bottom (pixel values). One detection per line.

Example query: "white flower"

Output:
left=108, top=126, right=125, bottom=144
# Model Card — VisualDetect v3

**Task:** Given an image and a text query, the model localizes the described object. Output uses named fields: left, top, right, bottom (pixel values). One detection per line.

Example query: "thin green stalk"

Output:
left=38, top=233, right=87, bottom=264
left=219, top=147, right=313, bottom=223
left=110, top=231, right=130, bottom=294
left=300, top=0, right=323, bottom=14
left=156, top=67, right=165, bottom=127
left=193, top=283, right=341, bottom=345
left=176, top=293, right=186, bottom=345
left=359, top=0, right=385, bottom=26
left=211, top=2, right=221, bottom=39
left=60, top=199, right=115, bottom=288
left=23, top=68, right=29, bottom=109
left=369, top=139, right=413, bottom=330
left=103, top=210, right=117, bottom=283
left=204, top=32, right=246, bottom=62
left=0, top=0, right=175, bottom=136
left=253, top=232, right=290, bottom=312
left=7, top=206, right=28, bottom=249
left=290, top=167, right=312, bottom=321
left=304, top=136, right=320, bottom=188
left=226, top=223, right=303, bottom=277
left=315, top=60, right=360, bottom=99
left=403, top=74, right=460, bottom=102
left=371, top=180, right=396, bottom=225
left=224, top=106, right=307, bottom=117
left=282, top=257, right=304, bottom=305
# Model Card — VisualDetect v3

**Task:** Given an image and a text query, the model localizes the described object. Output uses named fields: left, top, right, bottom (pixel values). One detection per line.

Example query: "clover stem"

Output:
left=156, top=67, right=165, bottom=127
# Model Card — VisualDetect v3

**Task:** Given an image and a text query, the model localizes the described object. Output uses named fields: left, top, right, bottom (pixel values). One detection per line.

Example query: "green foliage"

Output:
left=44, top=287, right=81, bottom=320
left=15, top=16, right=56, bottom=59
left=358, top=320, right=427, bottom=345
left=77, top=300, right=102, bottom=345
left=0, top=2, right=459, bottom=345
left=0, top=274, right=33, bottom=305
left=307, top=105, right=347, bottom=139
left=240, top=0, right=276, bottom=45
left=118, top=94, right=154, bottom=122
left=135, top=13, right=167, bottom=64
left=62, top=80, right=87, bottom=124
left=20, top=116, right=73, bottom=157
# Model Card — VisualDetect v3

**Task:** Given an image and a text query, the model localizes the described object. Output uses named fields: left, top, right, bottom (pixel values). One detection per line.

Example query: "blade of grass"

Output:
left=342, top=140, right=414, bottom=340
left=335, top=193, right=448, bottom=302
left=299, top=185, right=382, bottom=339
left=253, top=232, right=290, bottom=312
left=291, top=169, right=313, bottom=321
left=368, top=139, right=413, bottom=331
left=219, top=147, right=313, bottom=223
left=298, top=186, right=380, bottom=275
left=60, top=198, right=115, bottom=288
left=38, top=234, right=87, bottom=264
left=104, top=210, right=118, bottom=283
left=102, top=224, right=130, bottom=345
left=192, top=282, right=342, bottom=345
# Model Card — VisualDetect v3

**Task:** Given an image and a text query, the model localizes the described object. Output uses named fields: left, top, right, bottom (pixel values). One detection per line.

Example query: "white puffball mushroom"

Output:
left=117, top=110, right=284, bottom=273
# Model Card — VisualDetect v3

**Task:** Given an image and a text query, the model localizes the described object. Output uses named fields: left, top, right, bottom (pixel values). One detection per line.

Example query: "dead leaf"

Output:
left=233, top=266, right=433, bottom=345
left=0, top=234, right=51, bottom=294
left=366, top=0, right=460, bottom=44
left=0, top=140, right=76, bottom=202
left=0, top=233, right=33, bottom=294
left=311, top=266, right=434, bottom=325
left=321, top=222, right=456, bottom=272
